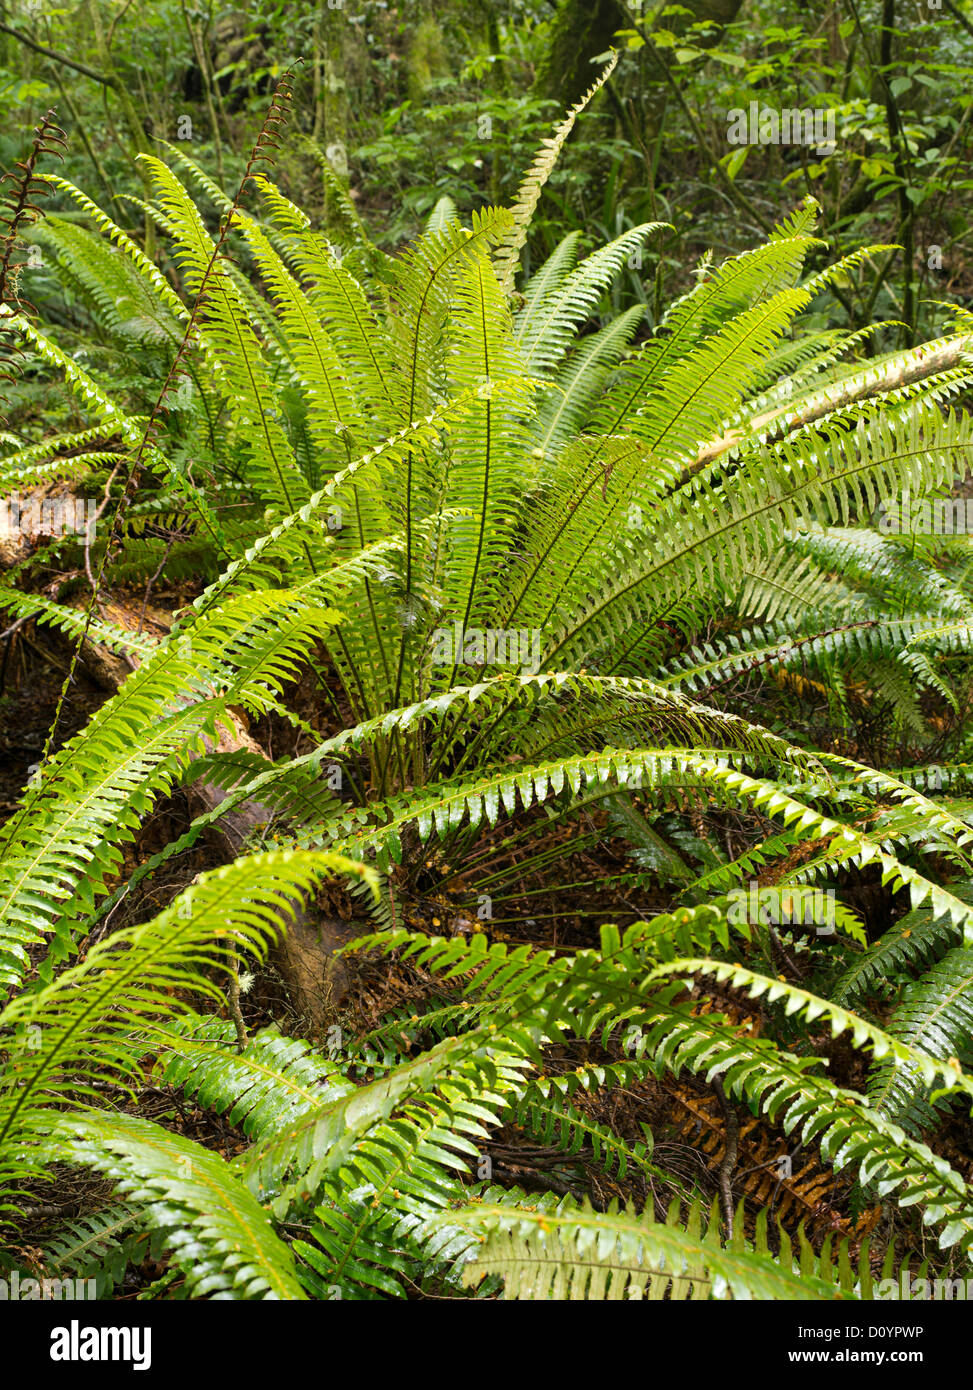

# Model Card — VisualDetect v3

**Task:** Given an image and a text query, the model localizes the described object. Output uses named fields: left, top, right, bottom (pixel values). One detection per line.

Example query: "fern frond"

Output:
left=451, top=1199, right=851, bottom=1300
left=158, top=1015, right=357, bottom=1141
left=47, top=1112, right=306, bottom=1299
left=494, top=52, right=619, bottom=294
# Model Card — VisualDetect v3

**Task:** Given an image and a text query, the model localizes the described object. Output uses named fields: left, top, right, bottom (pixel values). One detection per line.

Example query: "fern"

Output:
left=452, top=1199, right=857, bottom=1300
left=36, top=1205, right=159, bottom=1299
left=7, top=93, right=973, bottom=1301
left=47, top=1112, right=306, bottom=1300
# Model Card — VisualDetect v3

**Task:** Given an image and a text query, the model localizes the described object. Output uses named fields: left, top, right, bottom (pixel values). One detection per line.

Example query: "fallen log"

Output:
left=71, top=598, right=366, bottom=1036
left=689, top=331, right=973, bottom=476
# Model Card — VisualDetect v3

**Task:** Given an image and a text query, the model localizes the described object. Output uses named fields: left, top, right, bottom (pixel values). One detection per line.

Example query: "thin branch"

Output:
left=0, top=20, right=118, bottom=88
left=712, top=1078, right=739, bottom=1239
left=944, top=0, right=973, bottom=41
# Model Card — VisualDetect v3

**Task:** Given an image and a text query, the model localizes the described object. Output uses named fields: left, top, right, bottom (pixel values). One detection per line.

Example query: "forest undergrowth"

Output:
left=2, top=59, right=973, bottom=1302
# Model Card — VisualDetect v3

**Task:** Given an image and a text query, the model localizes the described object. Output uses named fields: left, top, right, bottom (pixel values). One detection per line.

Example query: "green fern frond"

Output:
left=451, top=1199, right=852, bottom=1300
left=494, top=51, right=619, bottom=294
left=158, top=1015, right=357, bottom=1142
left=47, top=1112, right=305, bottom=1300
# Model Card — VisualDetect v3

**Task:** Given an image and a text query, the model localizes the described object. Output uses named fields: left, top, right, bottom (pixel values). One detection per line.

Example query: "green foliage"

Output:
left=3, top=87, right=973, bottom=1302
left=452, top=1199, right=862, bottom=1300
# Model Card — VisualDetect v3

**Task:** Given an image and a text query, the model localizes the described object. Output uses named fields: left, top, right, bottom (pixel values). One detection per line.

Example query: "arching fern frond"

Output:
left=450, top=1198, right=854, bottom=1300
left=46, top=1112, right=306, bottom=1300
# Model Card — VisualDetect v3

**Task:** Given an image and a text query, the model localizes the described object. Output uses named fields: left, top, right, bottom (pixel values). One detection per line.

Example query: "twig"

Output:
left=0, top=20, right=118, bottom=88
left=712, top=1077, right=739, bottom=1238
left=689, top=331, right=973, bottom=474
left=227, top=949, right=249, bottom=1051
left=0, top=613, right=30, bottom=642
left=136, top=533, right=176, bottom=636
left=84, top=462, right=121, bottom=593
left=769, top=925, right=807, bottom=982
left=945, top=0, right=973, bottom=39
left=106, top=0, right=138, bottom=51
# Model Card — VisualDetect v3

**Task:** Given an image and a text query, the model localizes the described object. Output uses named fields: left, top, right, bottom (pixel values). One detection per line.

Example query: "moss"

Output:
left=534, top=0, right=628, bottom=108
left=407, top=17, right=450, bottom=102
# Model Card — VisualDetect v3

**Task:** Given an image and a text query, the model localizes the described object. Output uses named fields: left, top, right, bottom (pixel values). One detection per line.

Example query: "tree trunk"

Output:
left=534, top=0, right=628, bottom=107
left=534, top=0, right=744, bottom=107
